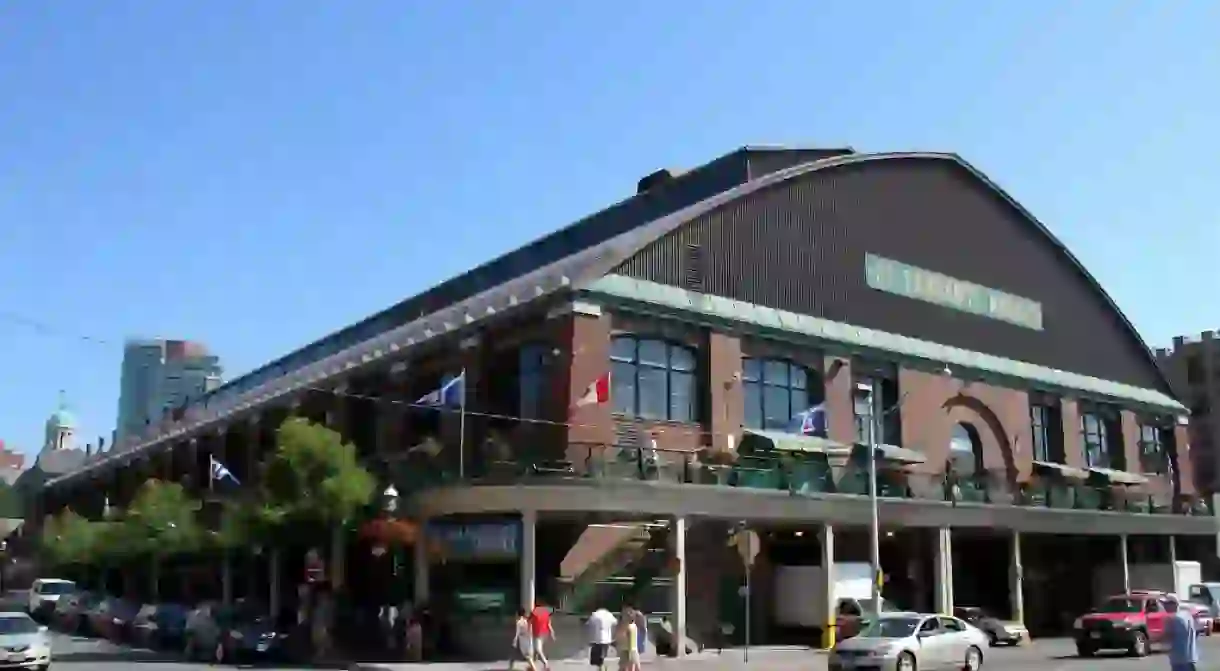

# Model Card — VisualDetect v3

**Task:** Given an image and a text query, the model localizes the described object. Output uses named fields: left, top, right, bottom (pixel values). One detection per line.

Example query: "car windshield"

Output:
left=859, top=617, right=920, bottom=639
left=39, top=582, right=74, bottom=595
left=1190, top=594, right=1212, bottom=606
left=0, top=616, right=40, bottom=635
left=1097, top=597, right=1144, bottom=613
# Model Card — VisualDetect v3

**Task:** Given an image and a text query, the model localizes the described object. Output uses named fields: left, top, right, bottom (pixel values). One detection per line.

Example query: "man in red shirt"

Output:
left=528, top=601, right=555, bottom=670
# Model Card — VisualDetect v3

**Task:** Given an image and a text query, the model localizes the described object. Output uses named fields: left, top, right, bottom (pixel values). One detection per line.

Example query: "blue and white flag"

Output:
left=789, top=404, right=828, bottom=438
left=210, top=456, right=240, bottom=487
left=416, top=372, right=466, bottom=407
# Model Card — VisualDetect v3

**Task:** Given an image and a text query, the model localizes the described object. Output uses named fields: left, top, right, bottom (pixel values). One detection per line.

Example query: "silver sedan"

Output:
left=829, top=612, right=990, bottom=671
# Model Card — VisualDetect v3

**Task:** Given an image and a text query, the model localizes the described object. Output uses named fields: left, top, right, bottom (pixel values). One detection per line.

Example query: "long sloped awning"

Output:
left=1031, top=460, right=1089, bottom=481
left=738, top=429, right=852, bottom=456
left=1087, top=467, right=1149, bottom=487
left=851, top=443, right=927, bottom=465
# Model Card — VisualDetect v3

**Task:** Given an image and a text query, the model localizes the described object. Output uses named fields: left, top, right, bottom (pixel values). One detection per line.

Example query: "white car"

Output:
left=830, top=612, right=990, bottom=671
left=0, top=612, right=52, bottom=671
left=26, top=580, right=75, bottom=621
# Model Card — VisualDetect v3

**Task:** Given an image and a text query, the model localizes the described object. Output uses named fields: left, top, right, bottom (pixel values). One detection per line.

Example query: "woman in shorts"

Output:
left=510, top=608, right=536, bottom=671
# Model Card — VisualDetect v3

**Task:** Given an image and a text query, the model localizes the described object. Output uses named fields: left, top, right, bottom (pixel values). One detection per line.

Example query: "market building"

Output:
left=37, top=147, right=1217, bottom=654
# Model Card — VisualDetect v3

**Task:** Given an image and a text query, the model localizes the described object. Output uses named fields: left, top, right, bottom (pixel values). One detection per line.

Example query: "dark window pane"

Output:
left=790, top=388, right=810, bottom=416
left=670, top=346, right=696, bottom=372
left=611, top=361, right=637, bottom=415
left=670, top=372, right=696, bottom=422
left=790, top=366, right=808, bottom=390
left=610, top=337, right=636, bottom=362
left=763, top=385, right=791, bottom=430
left=743, top=382, right=763, bottom=429
left=637, top=367, right=669, bottom=419
left=742, top=358, right=761, bottom=382
left=638, top=340, right=668, bottom=367
left=519, top=372, right=543, bottom=419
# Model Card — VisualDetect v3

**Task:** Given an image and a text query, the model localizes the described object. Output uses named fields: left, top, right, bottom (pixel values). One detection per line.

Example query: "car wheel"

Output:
left=1076, top=643, right=1095, bottom=657
left=986, top=631, right=998, bottom=647
left=1128, top=630, right=1148, bottom=657
left=897, top=650, right=917, bottom=671
left=963, top=645, right=983, bottom=671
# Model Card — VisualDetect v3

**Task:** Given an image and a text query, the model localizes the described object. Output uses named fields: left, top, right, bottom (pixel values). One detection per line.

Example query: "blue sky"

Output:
left=1, top=2, right=1217, bottom=456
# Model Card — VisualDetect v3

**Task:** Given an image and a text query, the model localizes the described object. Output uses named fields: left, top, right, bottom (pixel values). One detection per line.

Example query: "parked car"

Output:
left=53, top=591, right=100, bottom=635
left=26, top=579, right=75, bottom=622
left=86, top=597, right=140, bottom=640
left=1188, top=583, right=1220, bottom=631
left=1073, top=593, right=1170, bottom=657
left=131, top=603, right=189, bottom=649
left=953, top=606, right=1028, bottom=646
left=829, top=612, right=989, bottom=671
left=184, top=600, right=287, bottom=664
left=0, top=612, right=52, bottom=671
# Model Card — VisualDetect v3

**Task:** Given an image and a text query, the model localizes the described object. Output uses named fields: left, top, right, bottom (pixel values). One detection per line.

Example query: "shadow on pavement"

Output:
left=54, top=650, right=184, bottom=663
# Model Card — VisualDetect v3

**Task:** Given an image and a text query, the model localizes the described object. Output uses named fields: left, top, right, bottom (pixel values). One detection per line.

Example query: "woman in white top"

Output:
left=511, top=609, right=536, bottom=671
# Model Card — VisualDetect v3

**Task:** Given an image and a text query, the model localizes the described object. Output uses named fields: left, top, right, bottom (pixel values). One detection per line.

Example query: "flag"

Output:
left=210, top=456, right=240, bottom=488
left=573, top=371, right=611, bottom=408
left=789, top=404, right=828, bottom=438
left=416, top=372, right=465, bottom=407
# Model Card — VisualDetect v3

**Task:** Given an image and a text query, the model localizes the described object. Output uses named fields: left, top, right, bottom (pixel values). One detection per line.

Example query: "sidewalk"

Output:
left=353, top=646, right=826, bottom=671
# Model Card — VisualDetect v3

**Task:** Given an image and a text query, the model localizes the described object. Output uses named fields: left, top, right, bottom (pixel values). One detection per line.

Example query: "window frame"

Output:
left=517, top=343, right=551, bottom=420
left=1138, top=421, right=1169, bottom=474
left=1080, top=411, right=1108, bottom=469
left=741, top=358, right=818, bottom=433
left=1030, top=404, right=1051, bottom=463
left=609, top=335, right=698, bottom=422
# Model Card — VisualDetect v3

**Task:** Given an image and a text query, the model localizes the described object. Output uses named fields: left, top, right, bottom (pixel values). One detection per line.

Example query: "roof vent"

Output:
left=637, top=169, right=678, bottom=194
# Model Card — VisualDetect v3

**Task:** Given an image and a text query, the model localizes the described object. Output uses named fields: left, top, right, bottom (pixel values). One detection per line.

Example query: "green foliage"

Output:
left=40, top=509, right=99, bottom=567
left=210, top=499, right=287, bottom=550
left=112, top=479, right=203, bottom=558
left=0, top=481, right=23, bottom=519
left=262, top=417, right=375, bottom=526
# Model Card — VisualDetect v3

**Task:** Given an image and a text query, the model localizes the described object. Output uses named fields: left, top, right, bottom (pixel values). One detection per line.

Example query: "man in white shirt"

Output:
left=587, top=607, right=617, bottom=671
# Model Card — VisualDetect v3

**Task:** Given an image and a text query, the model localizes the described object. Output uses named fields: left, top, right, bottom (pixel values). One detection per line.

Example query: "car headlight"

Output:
left=230, top=631, right=244, bottom=641
left=1073, top=617, right=1084, bottom=629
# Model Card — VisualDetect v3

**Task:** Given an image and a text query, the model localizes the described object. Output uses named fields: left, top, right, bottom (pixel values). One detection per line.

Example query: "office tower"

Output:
left=115, top=339, right=223, bottom=447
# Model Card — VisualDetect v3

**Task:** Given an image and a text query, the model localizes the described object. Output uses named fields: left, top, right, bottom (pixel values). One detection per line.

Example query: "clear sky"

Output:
left=1, top=2, right=1217, bottom=456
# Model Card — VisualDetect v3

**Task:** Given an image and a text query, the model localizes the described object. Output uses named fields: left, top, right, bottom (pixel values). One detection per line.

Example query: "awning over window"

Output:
left=1031, top=460, right=1089, bottom=481
left=739, top=430, right=852, bottom=456
left=851, top=443, right=927, bottom=465
left=1087, top=467, right=1148, bottom=487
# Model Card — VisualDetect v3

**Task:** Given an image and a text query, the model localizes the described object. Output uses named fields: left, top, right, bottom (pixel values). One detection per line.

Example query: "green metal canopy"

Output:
left=851, top=443, right=927, bottom=465
left=1031, top=460, right=1089, bottom=481
left=1087, top=467, right=1148, bottom=487
left=739, top=429, right=852, bottom=455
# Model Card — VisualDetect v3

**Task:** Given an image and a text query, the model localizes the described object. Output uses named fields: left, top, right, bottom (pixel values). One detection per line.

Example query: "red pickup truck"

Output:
left=1074, top=593, right=1170, bottom=657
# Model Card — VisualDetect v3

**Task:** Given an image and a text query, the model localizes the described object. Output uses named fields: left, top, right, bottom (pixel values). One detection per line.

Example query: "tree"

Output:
left=40, top=509, right=99, bottom=569
left=261, top=417, right=376, bottom=528
left=119, top=480, right=204, bottom=557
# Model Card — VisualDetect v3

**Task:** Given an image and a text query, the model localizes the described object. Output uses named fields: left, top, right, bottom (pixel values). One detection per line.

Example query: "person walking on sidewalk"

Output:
left=529, top=601, right=555, bottom=670
left=587, top=607, right=617, bottom=671
left=1166, top=596, right=1199, bottom=671
left=510, top=609, right=536, bottom=671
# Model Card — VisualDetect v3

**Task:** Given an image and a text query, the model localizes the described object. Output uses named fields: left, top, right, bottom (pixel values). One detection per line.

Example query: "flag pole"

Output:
left=458, top=368, right=467, bottom=480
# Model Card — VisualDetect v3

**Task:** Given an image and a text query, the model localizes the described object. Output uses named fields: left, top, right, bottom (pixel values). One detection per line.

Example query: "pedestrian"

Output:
left=629, top=605, right=647, bottom=656
left=587, top=606, right=617, bottom=671
left=1167, top=596, right=1199, bottom=671
left=510, top=608, right=536, bottom=671
left=616, top=607, right=641, bottom=671
left=529, top=600, right=555, bottom=670
left=405, top=616, right=424, bottom=662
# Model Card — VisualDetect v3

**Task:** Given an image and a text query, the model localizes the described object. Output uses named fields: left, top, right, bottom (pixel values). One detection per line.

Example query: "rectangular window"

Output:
left=1139, top=422, right=1169, bottom=474
left=1080, top=410, right=1113, bottom=469
left=853, top=374, right=900, bottom=445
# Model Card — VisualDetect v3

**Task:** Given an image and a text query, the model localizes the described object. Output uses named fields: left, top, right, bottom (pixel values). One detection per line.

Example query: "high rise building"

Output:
left=1155, top=332, right=1219, bottom=493
left=115, top=338, right=223, bottom=447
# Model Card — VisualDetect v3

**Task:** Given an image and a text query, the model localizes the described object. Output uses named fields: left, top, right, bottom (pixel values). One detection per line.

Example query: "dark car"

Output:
left=954, top=606, right=1029, bottom=646
left=87, top=597, right=141, bottom=640
left=53, top=591, right=101, bottom=634
left=185, top=601, right=286, bottom=664
left=133, top=603, right=190, bottom=649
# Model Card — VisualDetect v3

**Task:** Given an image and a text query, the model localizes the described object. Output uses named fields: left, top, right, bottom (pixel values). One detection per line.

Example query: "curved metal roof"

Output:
left=46, top=150, right=1175, bottom=487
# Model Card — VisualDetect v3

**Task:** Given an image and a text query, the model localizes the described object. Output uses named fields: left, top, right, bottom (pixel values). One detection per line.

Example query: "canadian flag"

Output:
left=573, top=371, right=611, bottom=408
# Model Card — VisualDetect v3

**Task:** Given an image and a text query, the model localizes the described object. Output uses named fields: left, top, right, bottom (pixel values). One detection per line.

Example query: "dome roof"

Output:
left=46, top=392, right=76, bottom=430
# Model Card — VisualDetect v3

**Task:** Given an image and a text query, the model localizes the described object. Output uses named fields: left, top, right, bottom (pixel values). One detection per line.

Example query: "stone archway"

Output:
left=941, top=394, right=1018, bottom=488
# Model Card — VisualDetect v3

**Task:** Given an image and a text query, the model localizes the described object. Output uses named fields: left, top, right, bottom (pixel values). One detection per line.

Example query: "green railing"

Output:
left=380, top=442, right=1212, bottom=517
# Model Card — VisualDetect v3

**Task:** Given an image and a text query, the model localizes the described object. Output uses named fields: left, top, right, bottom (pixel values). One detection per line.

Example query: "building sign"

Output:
left=428, top=519, right=521, bottom=561
left=864, top=254, right=1043, bottom=331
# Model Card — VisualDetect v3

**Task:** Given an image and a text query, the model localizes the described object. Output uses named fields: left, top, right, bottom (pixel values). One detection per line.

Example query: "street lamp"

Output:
left=855, top=380, right=911, bottom=622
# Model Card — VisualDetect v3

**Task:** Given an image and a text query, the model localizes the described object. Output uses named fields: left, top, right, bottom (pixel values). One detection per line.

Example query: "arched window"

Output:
left=949, top=422, right=984, bottom=474
left=610, top=336, right=697, bottom=421
left=742, top=358, right=820, bottom=433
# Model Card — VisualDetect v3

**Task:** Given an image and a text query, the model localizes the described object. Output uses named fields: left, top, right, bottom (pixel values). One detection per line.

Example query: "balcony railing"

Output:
left=379, top=441, right=1211, bottom=517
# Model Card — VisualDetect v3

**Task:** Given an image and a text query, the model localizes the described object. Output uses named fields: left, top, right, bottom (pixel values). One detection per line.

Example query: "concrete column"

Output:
left=269, top=548, right=282, bottom=621
left=934, top=527, right=954, bottom=614
left=1119, top=534, right=1131, bottom=593
left=221, top=553, right=233, bottom=605
left=1009, top=531, right=1025, bottom=625
left=329, top=526, right=346, bottom=590
left=520, top=509, right=538, bottom=611
left=820, top=525, right=837, bottom=649
left=670, top=516, right=688, bottom=657
left=414, top=521, right=430, bottom=604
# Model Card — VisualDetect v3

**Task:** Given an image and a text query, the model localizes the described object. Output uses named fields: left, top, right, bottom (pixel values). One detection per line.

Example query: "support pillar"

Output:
left=669, top=516, right=687, bottom=657
left=270, top=548, right=282, bottom=621
left=1119, top=534, right=1130, bottom=593
left=414, top=521, right=430, bottom=604
left=1009, top=531, right=1025, bottom=625
left=934, top=527, right=954, bottom=614
left=820, top=525, right=836, bottom=649
left=520, top=509, right=537, bottom=611
left=1170, top=536, right=1179, bottom=595
left=221, top=554, right=233, bottom=606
